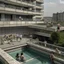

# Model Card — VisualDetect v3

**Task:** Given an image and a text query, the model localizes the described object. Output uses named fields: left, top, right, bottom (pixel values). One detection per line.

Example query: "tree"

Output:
left=50, top=32, right=60, bottom=44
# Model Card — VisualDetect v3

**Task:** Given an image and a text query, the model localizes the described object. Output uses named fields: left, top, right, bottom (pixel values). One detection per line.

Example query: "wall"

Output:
left=0, top=26, right=35, bottom=36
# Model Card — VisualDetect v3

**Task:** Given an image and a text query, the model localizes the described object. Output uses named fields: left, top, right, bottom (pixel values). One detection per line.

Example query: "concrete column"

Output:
left=33, top=1, right=36, bottom=12
left=1, top=14, right=5, bottom=21
left=12, top=15, right=16, bottom=21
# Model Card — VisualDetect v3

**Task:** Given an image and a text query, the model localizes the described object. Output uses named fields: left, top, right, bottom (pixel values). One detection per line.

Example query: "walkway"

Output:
left=0, top=38, right=29, bottom=50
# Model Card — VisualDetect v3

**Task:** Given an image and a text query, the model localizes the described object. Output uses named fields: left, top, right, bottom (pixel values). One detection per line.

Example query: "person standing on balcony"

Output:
left=57, top=24, right=60, bottom=32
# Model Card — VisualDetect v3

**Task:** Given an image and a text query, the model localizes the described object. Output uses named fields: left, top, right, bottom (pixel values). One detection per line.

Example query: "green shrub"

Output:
left=50, top=32, right=60, bottom=44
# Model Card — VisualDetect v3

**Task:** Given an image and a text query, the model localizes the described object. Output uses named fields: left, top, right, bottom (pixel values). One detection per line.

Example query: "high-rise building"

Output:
left=52, top=12, right=64, bottom=22
left=0, top=0, right=43, bottom=26
left=0, top=0, right=44, bottom=35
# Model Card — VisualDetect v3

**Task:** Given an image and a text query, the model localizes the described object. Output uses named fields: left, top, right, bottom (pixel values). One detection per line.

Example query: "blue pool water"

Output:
left=8, top=48, right=51, bottom=64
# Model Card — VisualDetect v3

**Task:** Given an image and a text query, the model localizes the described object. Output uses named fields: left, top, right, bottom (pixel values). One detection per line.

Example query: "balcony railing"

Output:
left=10, top=0, right=35, bottom=7
left=36, top=0, right=43, bottom=3
left=0, top=0, right=43, bottom=8
left=36, top=4, right=41, bottom=6
left=36, top=5, right=42, bottom=9
left=0, top=6, right=41, bottom=15
left=0, top=21, right=43, bottom=27
left=22, top=0, right=34, bottom=5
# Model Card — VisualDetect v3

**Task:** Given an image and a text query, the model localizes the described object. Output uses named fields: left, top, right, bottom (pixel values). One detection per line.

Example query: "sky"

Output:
left=44, top=0, right=64, bottom=17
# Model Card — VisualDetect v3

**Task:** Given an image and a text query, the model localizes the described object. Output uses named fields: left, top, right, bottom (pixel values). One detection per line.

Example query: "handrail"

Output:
left=34, top=40, right=64, bottom=51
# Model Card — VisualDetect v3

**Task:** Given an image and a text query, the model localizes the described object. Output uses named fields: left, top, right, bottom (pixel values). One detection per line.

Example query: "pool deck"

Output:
left=0, top=38, right=29, bottom=50
left=0, top=38, right=64, bottom=64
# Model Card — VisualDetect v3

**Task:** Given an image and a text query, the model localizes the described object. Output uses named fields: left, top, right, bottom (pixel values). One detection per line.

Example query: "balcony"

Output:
left=0, top=21, right=42, bottom=27
left=36, top=6, right=42, bottom=9
left=0, top=7, right=5, bottom=11
left=0, top=0, right=35, bottom=7
left=10, top=0, right=16, bottom=2
left=5, top=8, right=15, bottom=12
left=0, top=6, right=41, bottom=15
left=36, top=0, right=43, bottom=3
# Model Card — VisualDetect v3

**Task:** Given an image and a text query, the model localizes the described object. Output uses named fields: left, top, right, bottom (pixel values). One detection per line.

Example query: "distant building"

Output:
left=52, top=12, right=64, bottom=22
left=44, top=17, right=52, bottom=22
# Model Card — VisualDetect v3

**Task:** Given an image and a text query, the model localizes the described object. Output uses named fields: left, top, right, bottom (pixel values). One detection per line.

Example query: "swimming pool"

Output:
left=8, top=48, right=51, bottom=64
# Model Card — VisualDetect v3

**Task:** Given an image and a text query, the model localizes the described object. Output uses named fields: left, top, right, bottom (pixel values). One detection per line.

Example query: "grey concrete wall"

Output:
left=0, top=26, right=35, bottom=35
left=0, top=48, right=21, bottom=64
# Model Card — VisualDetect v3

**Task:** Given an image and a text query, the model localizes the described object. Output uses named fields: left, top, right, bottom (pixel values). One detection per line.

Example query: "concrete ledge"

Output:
left=27, top=43, right=64, bottom=64
left=0, top=48, right=21, bottom=64
left=3, top=44, right=27, bottom=51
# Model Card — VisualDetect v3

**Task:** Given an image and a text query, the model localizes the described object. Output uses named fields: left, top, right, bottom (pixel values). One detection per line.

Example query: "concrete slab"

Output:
left=0, top=38, right=29, bottom=50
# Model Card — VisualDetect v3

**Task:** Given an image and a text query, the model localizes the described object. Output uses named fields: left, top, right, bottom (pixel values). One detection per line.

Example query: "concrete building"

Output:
left=53, top=12, right=64, bottom=22
left=0, top=0, right=44, bottom=35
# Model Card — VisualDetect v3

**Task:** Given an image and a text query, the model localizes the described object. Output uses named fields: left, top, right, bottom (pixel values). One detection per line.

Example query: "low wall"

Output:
left=27, top=43, right=64, bottom=64
left=35, top=41, right=64, bottom=52
left=0, top=48, right=21, bottom=64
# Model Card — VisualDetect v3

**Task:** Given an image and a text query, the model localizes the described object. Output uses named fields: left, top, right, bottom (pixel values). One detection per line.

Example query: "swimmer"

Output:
left=50, top=52, right=55, bottom=64
left=20, top=52, right=25, bottom=62
left=16, top=53, right=20, bottom=61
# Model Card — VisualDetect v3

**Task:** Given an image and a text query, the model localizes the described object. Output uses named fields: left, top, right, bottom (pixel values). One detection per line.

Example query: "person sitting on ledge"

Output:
left=55, top=48, right=61, bottom=54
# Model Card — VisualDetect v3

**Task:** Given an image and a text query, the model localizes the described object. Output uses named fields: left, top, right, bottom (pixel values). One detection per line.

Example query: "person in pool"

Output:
left=16, top=53, right=20, bottom=61
left=20, top=52, right=25, bottom=62
left=50, top=52, right=55, bottom=64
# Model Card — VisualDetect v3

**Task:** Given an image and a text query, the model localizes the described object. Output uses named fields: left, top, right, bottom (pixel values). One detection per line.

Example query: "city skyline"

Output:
left=44, top=0, right=64, bottom=17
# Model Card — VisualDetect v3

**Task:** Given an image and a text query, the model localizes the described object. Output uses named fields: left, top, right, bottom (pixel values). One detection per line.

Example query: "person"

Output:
left=19, top=35, right=22, bottom=40
left=16, top=53, right=20, bottom=61
left=50, top=52, right=55, bottom=64
left=20, top=52, right=25, bottom=62
left=55, top=48, right=61, bottom=54
left=57, top=24, right=60, bottom=32
left=44, top=40, right=47, bottom=47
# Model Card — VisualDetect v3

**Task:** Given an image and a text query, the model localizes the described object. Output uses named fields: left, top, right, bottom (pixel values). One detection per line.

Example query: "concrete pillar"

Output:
left=12, top=15, right=16, bottom=21
left=1, top=14, right=5, bottom=21
left=33, top=1, right=36, bottom=12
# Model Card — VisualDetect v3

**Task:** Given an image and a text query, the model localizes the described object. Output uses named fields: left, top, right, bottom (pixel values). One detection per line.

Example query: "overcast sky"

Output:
left=44, top=0, right=64, bottom=17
